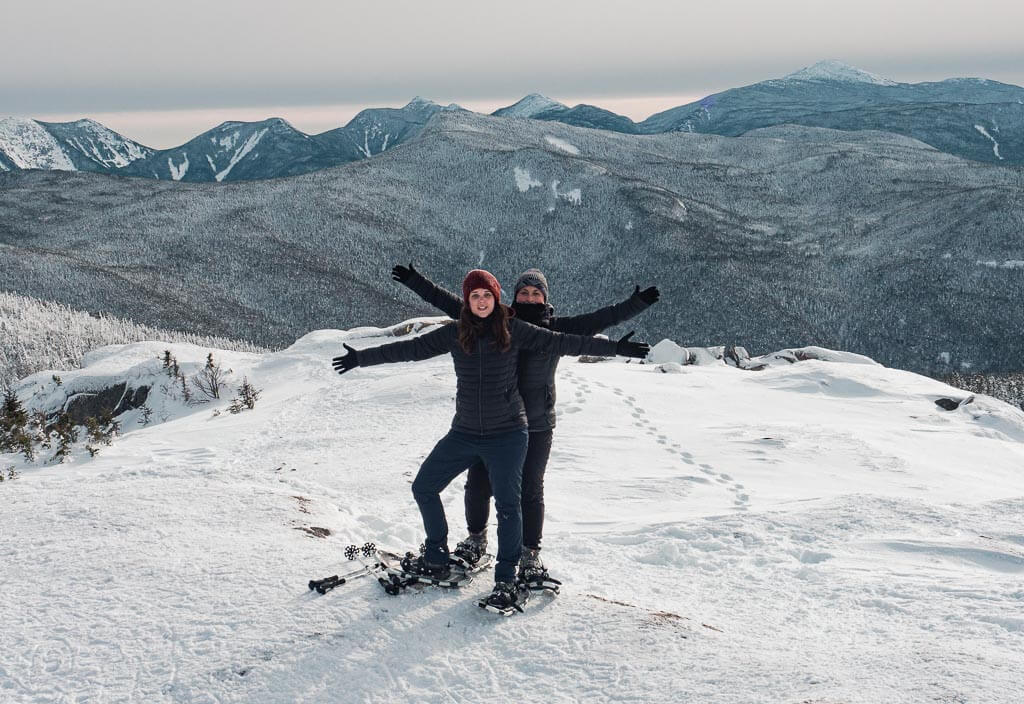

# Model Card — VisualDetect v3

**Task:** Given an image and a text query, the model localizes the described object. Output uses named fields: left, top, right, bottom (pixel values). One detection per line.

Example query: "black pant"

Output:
left=465, top=429, right=554, bottom=550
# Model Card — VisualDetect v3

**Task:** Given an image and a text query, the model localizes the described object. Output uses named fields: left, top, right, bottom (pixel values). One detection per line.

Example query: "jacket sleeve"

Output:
left=400, top=269, right=463, bottom=319
left=551, top=292, right=652, bottom=336
left=357, top=324, right=454, bottom=367
left=510, top=318, right=619, bottom=358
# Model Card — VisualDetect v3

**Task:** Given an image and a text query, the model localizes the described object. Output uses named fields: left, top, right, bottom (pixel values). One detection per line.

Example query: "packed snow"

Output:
left=551, top=179, right=582, bottom=206
left=169, top=153, right=190, bottom=181
left=2, top=321, right=1023, bottom=703
left=357, top=124, right=390, bottom=158
left=544, top=135, right=581, bottom=155
left=513, top=166, right=543, bottom=192
left=0, top=117, right=75, bottom=170
left=977, top=259, right=1024, bottom=269
left=974, top=124, right=1004, bottom=160
left=215, top=128, right=268, bottom=182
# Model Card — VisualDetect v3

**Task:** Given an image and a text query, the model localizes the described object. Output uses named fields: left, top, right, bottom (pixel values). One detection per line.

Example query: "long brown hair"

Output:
left=458, top=303, right=513, bottom=354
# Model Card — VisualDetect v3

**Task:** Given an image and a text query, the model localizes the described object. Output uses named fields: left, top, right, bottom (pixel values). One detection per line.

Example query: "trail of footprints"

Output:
left=560, top=369, right=750, bottom=510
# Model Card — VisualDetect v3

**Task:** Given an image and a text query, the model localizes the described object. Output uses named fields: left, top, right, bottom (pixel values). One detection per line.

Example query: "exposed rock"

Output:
left=935, top=395, right=975, bottom=411
left=64, top=383, right=150, bottom=424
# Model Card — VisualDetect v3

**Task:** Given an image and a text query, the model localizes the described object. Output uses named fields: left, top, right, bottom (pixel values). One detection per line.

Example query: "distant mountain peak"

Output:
left=492, top=94, right=567, bottom=118
left=404, top=96, right=439, bottom=110
left=783, top=60, right=898, bottom=86
left=0, top=116, right=76, bottom=170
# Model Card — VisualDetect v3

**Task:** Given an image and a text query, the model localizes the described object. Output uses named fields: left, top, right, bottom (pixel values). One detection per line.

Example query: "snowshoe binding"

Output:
left=452, top=531, right=488, bottom=569
left=479, top=580, right=531, bottom=616
left=517, top=547, right=561, bottom=593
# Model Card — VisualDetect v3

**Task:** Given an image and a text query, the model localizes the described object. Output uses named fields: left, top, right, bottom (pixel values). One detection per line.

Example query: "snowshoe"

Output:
left=382, top=551, right=472, bottom=590
left=516, top=548, right=561, bottom=593
left=479, top=580, right=531, bottom=616
left=400, top=552, right=452, bottom=580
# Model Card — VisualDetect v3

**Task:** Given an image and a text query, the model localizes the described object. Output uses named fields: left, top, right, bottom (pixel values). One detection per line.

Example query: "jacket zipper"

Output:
left=477, top=338, right=484, bottom=435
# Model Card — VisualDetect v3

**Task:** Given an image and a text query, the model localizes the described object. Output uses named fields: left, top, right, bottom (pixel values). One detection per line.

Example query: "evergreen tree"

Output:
left=50, top=412, right=79, bottom=464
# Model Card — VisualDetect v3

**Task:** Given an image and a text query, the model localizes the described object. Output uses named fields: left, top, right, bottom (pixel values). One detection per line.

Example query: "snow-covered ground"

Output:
left=2, top=322, right=1023, bottom=704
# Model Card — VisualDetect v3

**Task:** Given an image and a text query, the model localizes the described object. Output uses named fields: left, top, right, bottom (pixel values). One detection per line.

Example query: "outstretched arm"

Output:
left=392, top=263, right=463, bottom=319
left=553, top=285, right=659, bottom=336
left=332, top=324, right=454, bottom=374
left=511, top=319, right=649, bottom=359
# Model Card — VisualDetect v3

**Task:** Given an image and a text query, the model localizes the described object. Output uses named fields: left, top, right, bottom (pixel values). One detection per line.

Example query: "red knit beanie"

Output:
left=462, top=269, right=502, bottom=305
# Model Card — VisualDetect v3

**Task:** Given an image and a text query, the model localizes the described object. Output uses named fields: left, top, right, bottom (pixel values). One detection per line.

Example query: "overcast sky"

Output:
left=4, top=0, right=1022, bottom=148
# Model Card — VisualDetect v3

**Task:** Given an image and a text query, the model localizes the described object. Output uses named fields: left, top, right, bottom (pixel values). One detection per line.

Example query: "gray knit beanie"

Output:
left=514, top=269, right=550, bottom=302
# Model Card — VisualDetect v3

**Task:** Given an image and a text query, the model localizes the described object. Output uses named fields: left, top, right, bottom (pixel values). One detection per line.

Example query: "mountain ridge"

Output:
left=5, top=62, right=1024, bottom=179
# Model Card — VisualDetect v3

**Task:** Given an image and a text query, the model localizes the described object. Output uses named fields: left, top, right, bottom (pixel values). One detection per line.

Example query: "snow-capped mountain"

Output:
left=120, top=117, right=325, bottom=182
left=531, top=103, right=641, bottom=134
left=638, top=60, right=1024, bottom=163
left=491, top=93, right=567, bottom=118
left=0, top=116, right=152, bottom=173
left=783, top=59, right=900, bottom=86
left=5, top=61, right=1024, bottom=181
left=38, top=118, right=155, bottom=171
left=313, top=97, right=461, bottom=161
left=3, top=322, right=1023, bottom=702
left=0, top=117, right=77, bottom=171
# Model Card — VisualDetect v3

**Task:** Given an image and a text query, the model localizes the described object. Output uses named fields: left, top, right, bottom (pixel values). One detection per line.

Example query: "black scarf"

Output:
left=511, top=302, right=554, bottom=328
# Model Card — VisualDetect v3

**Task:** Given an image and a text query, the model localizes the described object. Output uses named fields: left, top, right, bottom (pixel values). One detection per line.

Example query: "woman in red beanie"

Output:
left=332, top=269, right=649, bottom=612
left=391, top=263, right=658, bottom=589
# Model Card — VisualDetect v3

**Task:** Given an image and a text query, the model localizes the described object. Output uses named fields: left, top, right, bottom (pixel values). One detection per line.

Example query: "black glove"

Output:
left=634, top=285, right=660, bottom=305
left=616, top=331, right=650, bottom=359
left=331, top=344, right=359, bottom=375
left=391, top=262, right=418, bottom=283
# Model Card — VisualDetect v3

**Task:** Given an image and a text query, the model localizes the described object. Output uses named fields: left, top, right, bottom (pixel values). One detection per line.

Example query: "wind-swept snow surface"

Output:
left=2, top=323, right=1023, bottom=703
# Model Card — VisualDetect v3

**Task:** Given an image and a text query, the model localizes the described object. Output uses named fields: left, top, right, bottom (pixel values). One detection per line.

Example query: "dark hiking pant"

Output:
left=411, top=428, right=528, bottom=583
left=465, top=429, right=554, bottom=551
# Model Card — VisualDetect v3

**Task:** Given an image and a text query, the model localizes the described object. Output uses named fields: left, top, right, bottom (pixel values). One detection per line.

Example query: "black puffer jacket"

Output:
left=357, top=317, right=619, bottom=435
left=401, top=271, right=653, bottom=431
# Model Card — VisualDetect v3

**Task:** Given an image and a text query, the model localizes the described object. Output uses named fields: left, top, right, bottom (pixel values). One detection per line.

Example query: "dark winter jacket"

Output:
left=401, top=270, right=653, bottom=431
left=357, top=317, right=619, bottom=435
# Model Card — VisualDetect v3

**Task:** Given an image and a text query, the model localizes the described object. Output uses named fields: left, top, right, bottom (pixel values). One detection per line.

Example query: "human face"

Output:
left=515, top=285, right=545, bottom=304
left=468, top=288, right=496, bottom=318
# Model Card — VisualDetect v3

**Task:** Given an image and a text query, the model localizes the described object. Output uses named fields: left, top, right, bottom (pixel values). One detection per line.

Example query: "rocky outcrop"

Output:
left=64, top=383, right=149, bottom=424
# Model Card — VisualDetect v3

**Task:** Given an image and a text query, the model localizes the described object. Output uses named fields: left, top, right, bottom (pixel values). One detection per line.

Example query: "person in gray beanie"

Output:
left=391, top=262, right=659, bottom=588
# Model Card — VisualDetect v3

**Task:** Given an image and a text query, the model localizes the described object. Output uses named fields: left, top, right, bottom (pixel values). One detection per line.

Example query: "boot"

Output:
left=400, top=550, right=450, bottom=580
left=518, top=547, right=547, bottom=582
left=452, top=530, right=488, bottom=567
left=483, top=580, right=526, bottom=612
